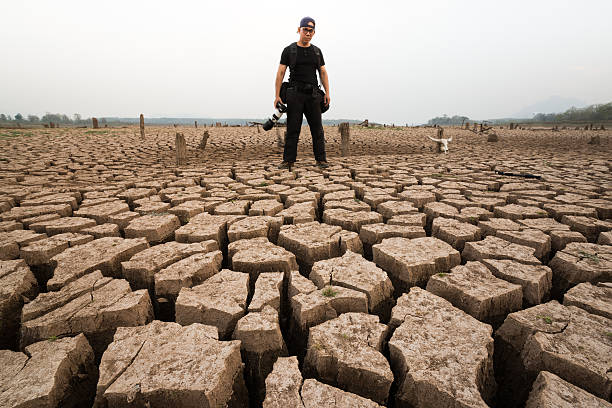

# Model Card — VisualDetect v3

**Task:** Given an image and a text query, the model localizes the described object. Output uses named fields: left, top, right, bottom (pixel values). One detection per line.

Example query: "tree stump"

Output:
left=92, top=118, right=98, bottom=129
left=199, top=131, right=209, bottom=150
left=339, top=122, right=350, bottom=156
left=139, top=114, right=145, bottom=138
left=473, top=123, right=478, bottom=131
left=487, top=132, right=499, bottom=142
left=588, top=135, right=601, bottom=145
left=175, top=133, right=187, bottom=166
left=465, top=122, right=470, bottom=130
left=50, top=122, right=55, bottom=128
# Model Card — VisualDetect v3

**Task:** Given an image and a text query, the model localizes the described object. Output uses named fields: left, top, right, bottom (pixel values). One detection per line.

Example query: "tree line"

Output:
left=531, top=102, right=612, bottom=123
left=0, top=113, right=102, bottom=125
left=426, top=101, right=611, bottom=126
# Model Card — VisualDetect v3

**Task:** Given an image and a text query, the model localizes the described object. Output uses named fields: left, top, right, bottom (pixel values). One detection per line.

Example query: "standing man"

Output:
left=274, top=16, right=330, bottom=170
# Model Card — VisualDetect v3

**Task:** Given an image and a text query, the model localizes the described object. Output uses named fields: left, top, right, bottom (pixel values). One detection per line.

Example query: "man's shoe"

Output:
left=277, top=161, right=293, bottom=170
left=316, top=161, right=330, bottom=169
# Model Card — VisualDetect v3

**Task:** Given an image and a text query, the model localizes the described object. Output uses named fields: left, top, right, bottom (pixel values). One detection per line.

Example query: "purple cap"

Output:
left=300, top=17, right=315, bottom=28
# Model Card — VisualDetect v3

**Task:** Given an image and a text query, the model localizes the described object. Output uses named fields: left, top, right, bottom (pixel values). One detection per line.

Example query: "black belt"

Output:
left=289, top=81, right=317, bottom=93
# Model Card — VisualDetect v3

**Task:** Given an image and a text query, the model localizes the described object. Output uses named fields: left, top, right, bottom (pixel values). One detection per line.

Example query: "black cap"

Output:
left=300, top=17, right=315, bottom=28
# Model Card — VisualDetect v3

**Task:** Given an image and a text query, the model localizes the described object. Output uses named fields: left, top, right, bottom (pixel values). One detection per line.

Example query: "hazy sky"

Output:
left=1, top=0, right=611, bottom=124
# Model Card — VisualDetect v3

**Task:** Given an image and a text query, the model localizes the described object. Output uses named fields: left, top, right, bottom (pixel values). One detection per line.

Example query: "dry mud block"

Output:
left=154, top=250, right=223, bottom=301
left=168, top=200, right=205, bottom=223
left=322, top=208, right=383, bottom=232
left=398, top=190, right=437, bottom=209
left=278, top=221, right=363, bottom=271
left=227, top=215, right=283, bottom=243
left=249, top=272, right=283, bottom=312
left=73, top=201, right=129, bottom=224
left=548, top=242, right=612, bottom=296
left=263, top=356, right=304, bottom=408
left=423, top=201, right=459, bottom=227
left=598, top=230, right=612, bottom=245
left=304, top=312, right=392, bottom=404
left=376, top=200, right=419, bottom=220
left=526, top=371, right=612, bottom=408
left=493, top=204, right=548, bottom=220
left=543, top=203, right=598, bottom=221
left=124, top=213, right=180, bottom=244
left=561, top=215, right=612, bottom=243
left=372, top=237, right=460, bottom=293
left=1, top=229, right=47, bottom=260
left=359, top=223, right=426, bottom=258
left=387, top=212, right=427, bottom=227
left=432, top=217, right=481, bottom=251
left=249, top=199, right=284, bottom=216
left=388, top=287, right=495, bottom=408
left=228, top=238, right=298, bottom=290
left=463, top=235, right=541, bottom=265
left=175, top=269, right=248, bottom=339
left=121, top=240, right=217, bottom=292
left=233, top=306, right=287, bottom=405
left=495, top=228, right=551, bottom=261
left=495, top=301, right=612, bottom=406
left=290, top=285, right=368, bottom=353
left=563, top=282, right=612, bottom=319
left=0, top=334, right=96, bottom=408
left=481, top=259, right=552, bottom=306
left=263, top=356, right=383, bottom=408
left=310, top=250, right=394, bottom=319
left=95, top=320, right=248, bottom=408
left=20, top=275, right=153, bottom=355
left=174, top=212, right=243, bottom=248
left=19, top=232, right=93, bottom=267
left=0, top=259, right=38, bottom=349
left=1, top=203, right=73, bottom=222
left=48, top=237, right=149, bottom=291
left=278, top=201, right=317, bottom=224
left=34, top=216, right=96, bottom=235
left=426, top=261, right=522, bottom=325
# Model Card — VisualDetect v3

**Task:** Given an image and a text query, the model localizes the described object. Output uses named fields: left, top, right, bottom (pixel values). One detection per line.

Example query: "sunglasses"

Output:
left=301, top=27, right=314, bottom=33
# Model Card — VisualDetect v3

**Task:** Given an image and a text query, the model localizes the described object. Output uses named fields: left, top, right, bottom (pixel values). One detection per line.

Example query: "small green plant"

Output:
left=47, top=335, right=58, bottom=342
left=578, top=251, right=600, bottom=263
left=322, top=286, right=338, bottom=298
left=437, top=273, right=448, bottom=277
left=605, top=331, right=612, bottom=338
left=259, top=182, right=268, bottom=187
left=537, top=315, right=553, bottom=324
left=340, top=333, right=349, bottom=340
left=312, top=342, right=324, bottom=351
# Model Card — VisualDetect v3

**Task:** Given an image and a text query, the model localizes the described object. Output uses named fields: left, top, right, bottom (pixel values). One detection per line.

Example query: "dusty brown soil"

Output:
left=0, top=125, right=611, bottom=407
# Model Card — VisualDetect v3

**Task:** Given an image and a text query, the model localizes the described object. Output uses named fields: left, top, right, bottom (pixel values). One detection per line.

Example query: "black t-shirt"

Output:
left=280, top=44, right=325, bottom=86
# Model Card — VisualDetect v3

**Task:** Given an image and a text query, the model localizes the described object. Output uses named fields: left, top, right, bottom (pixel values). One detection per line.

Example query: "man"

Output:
left=274, top=16, right=330, bottom=170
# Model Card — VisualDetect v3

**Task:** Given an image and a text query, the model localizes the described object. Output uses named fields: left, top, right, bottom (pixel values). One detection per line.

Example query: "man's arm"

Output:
left=274, top=64, right=287, bottom=108
left=319, top=65, right=330, bottom=106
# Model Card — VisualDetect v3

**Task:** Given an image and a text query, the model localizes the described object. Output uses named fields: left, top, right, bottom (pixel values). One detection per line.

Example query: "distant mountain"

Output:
left=513, top=96, right=587, bottom=118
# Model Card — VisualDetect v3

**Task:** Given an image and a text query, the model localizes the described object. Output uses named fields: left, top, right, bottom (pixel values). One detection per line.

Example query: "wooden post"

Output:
left=194, top=120, right=198, bottom=129
left=92, top=118, right=98, bottom=129
left=199, top=131, right=209, bottom=150
left=139, top=114, right=145, bottom=138
left=175, top=132, right=187, bottom=166
left=339, top=122, right=350, bottom=156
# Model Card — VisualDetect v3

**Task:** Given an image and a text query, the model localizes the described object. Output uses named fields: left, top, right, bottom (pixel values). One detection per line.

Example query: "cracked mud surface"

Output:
left=0, top=125, right=611, bottom=407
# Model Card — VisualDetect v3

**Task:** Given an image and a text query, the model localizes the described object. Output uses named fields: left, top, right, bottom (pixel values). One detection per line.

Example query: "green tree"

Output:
left=28, top=115, right=40, bottom=122
left=15, top=113, right=23, bottom=121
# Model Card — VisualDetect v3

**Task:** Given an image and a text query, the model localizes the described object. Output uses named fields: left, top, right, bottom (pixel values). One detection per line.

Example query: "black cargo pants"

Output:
left=283, top=84, right=327, bottom=163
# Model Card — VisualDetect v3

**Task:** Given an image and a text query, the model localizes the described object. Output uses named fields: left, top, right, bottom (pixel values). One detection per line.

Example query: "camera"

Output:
left=263, top=102, right=287, bottom=131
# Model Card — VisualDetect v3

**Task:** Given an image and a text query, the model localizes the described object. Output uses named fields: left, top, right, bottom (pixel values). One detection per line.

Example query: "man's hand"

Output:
left=274, top=96, right=284, bottom=109
left=323, top=93, right=330, bottom=107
